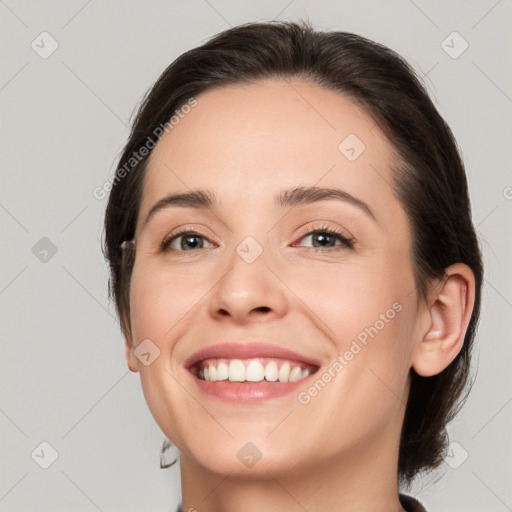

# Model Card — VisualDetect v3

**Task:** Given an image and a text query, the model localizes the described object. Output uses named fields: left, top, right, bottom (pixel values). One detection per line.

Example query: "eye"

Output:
left=161, top=230, right=215, bottom=252
left=160, top=225, right=354, bottom=254
left=293, top=225, right=354, bottom=250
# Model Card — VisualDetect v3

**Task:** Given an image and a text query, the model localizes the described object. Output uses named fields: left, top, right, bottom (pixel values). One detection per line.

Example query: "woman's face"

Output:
left=126, top=79, right=425, bottom=478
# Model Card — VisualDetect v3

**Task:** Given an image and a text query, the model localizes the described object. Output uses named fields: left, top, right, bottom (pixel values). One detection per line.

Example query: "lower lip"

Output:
left=188, top=372, right=315, bottom=403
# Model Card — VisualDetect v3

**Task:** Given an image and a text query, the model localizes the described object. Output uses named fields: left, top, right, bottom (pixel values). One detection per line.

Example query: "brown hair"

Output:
left=102, top=19, right=483, bottom=488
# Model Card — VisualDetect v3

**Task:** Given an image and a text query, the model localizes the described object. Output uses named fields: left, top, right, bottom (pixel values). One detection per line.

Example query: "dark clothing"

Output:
left=176, top=493, right=427, bottom=511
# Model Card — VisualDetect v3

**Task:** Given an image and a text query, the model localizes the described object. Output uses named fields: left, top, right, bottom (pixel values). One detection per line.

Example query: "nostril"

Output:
left=256, top=306, right=270, bottom=312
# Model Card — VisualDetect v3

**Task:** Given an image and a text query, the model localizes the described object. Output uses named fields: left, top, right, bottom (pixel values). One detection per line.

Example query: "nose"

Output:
left=208, top=242, right=289, bottom=325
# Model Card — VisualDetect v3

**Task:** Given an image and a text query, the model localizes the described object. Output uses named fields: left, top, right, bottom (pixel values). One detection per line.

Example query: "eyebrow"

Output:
left=141, top=185, right=376, bottom=230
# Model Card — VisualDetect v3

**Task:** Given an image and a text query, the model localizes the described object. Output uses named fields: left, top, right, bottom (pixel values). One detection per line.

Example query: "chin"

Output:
left=198, top=439, right=314, bottom=478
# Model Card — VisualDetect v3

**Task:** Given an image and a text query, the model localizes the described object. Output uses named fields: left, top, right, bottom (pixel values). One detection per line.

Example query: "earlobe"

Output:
left=124, top=334, right=140, bottom=373
left=411, top=263, right=475, bottom=377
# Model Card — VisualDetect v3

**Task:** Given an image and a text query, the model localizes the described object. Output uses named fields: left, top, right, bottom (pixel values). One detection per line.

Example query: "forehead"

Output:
left=138, top=79, right=403, bottom=229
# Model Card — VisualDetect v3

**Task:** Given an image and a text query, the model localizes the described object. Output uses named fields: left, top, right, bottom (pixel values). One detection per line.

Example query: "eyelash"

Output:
left=160, top=225, right=355, bottom=254
left=293, top=225, right=355, bottom=251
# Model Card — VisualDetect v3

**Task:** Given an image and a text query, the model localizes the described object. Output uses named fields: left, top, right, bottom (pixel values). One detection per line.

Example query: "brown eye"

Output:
left=294, top=227, right=354, bottom=250
left=161, top=231, right=215, bottom=252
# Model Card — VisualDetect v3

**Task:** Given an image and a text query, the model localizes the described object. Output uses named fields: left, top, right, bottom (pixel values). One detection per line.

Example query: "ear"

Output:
left=411, top=263, right=476, bottom=377
left=123, top=327, right=139, bottom=373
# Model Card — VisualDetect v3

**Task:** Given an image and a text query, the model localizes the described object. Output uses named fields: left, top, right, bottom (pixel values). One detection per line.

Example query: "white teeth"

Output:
left=264, top=361, right=278, bottom=381
left=208, top=364, right=217, bottom=382
left=198, top=358, right=315, bottom=383
left=216, top=361, right=229, bottom=381
left=228, top=359, right=246, bottom=382
left=245, top=360, right=265, bottom=382
left=278, top=362, right=291, bottom=382
left=289, top=366, right=303, bottom=382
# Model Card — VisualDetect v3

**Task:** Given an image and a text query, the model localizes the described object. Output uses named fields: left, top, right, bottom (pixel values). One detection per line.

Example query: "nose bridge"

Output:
left=221, top=197, right=274, bottom=268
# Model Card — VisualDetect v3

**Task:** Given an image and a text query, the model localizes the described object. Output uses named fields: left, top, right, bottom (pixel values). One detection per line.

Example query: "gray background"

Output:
left=1, top=1, right=511, bottom=511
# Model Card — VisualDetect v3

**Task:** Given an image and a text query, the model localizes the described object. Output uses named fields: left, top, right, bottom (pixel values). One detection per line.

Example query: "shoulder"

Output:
left=399, top=493, right=428, bottom=512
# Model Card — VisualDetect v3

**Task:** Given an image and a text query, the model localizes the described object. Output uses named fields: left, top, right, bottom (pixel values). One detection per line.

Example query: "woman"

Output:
left=102, top=20, right=482, bottom=512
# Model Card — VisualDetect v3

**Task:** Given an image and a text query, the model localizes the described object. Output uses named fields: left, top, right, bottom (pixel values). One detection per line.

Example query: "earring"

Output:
left=160, top=438, right=180, bottom=469
left=425, top=330, right=441, bottom=339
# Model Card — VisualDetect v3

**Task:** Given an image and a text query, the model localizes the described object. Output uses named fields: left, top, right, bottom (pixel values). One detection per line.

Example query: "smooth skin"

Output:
left=123, top=79, right=475, bottom=512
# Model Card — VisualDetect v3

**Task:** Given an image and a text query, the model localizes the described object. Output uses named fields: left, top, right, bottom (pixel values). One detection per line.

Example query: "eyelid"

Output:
left=161, top=224, right=219, bottom=251
left=162, top=224, right=218, bottom=242
left=294, top=222, right=353, bottom=241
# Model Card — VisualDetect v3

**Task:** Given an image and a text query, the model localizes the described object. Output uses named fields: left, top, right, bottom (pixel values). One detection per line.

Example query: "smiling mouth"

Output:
left=190, top=357, right=319, bottom=383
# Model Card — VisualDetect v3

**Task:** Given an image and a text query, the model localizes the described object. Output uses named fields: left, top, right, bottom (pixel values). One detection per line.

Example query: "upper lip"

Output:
left=184, top=342, right=322, bottom=369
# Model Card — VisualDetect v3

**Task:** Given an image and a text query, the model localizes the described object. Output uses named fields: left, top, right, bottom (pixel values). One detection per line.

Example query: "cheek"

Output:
left=127, top=263, right=212, bottom=442
left=290, top=253, right=413, bottom=343
left=289, top=250, right=416, bottom=405
left=129, top=262, right=202, bottom=341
